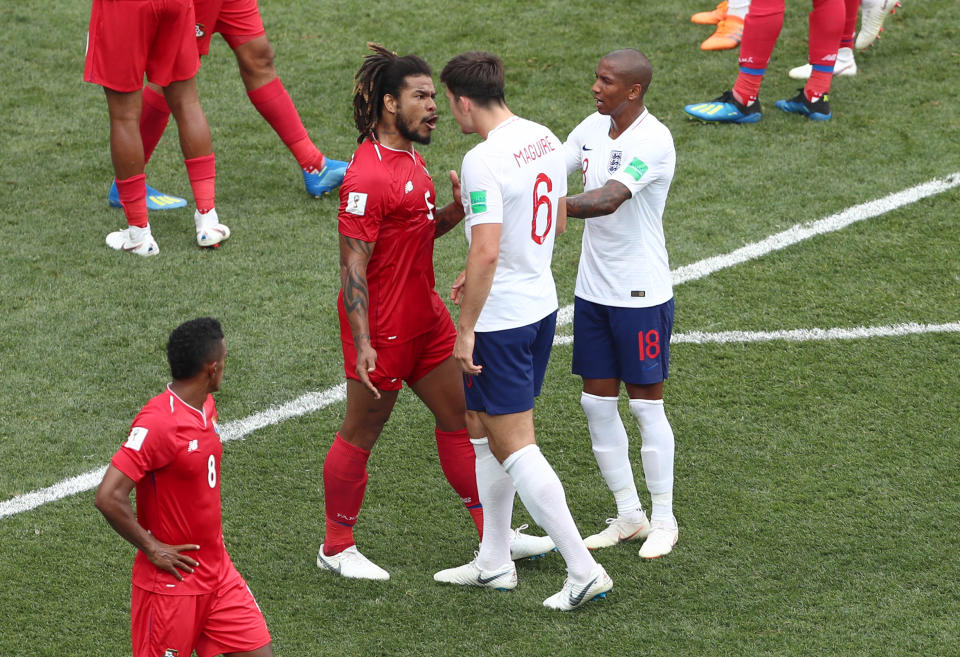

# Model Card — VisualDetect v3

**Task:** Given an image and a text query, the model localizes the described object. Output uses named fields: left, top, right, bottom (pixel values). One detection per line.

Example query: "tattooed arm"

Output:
left=339, top=233, right=380, bottom=398
left=564, top=179, right=632, bottom=218
left=435, top=170, right=466, bottom=238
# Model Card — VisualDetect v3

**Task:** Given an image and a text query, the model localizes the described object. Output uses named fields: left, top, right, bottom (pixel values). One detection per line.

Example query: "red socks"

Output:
left=116, top=174, right=148, bottom=228
left=140, top=86, right=171, bottom=164
left=184, top=153, right=216, bottom=213
left=805, top=0, right=845, bottom=100
left=322, top=434, right=371, bottom=555
left=734, top=0, right=785, bottom=104
left=436, top=428, right=484, bottom=539
left=247, top=77, right=324, bottom=170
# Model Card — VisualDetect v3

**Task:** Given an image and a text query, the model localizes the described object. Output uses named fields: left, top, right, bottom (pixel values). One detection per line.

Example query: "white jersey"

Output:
left=461, top=116, right=567, bottom=332
left=564, top=108, right=675, bottom=308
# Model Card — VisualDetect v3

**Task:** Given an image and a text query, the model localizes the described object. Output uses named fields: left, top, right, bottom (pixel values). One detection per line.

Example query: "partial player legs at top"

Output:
left=106, top=0, right=348, bottom=210
left=790, top=0, right=861, bottom=79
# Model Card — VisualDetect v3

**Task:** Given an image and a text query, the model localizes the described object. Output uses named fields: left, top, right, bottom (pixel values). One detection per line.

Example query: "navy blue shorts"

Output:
left=463, top=311, right=557, bottom=415
left=572, top=297, right=673, bottom=384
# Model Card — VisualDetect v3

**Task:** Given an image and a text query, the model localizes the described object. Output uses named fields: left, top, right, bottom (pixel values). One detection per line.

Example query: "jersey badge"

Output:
left=124, top=427, right=148, bottom=451
left=404, top=181, right=414, bottom=194
left=164, top=650, right=180, bottom=657
left=345, top=192, right=367, bottom=216
left=607, top=150, right=623, bottom=174
left=187, top=439, right=199, bottom=453
left=581, top=145, right=592, bottom=151
left=195, top=23, right=205, bottom=38
left=624, top=157, right=648, bottom=181
left=469, top=190, right=487, bottom=214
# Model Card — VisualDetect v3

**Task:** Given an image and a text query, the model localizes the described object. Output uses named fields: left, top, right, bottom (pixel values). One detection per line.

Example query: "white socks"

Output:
left=727, top=0, right=750, bottom=19
left=503, top=444, right=596, bottom=581
left=471, top=438, right=515, bottom=570
left=629, top=398, right=675, bottom=523
left=580, top=392, right=644, bottom=521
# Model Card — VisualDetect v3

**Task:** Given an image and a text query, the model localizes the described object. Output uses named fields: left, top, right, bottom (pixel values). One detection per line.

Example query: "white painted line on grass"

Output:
left=552, top=322, right=960, bottom=347
left=0, top=384, right=350, bottom=520
left=3, top=173, right=958, bottom=520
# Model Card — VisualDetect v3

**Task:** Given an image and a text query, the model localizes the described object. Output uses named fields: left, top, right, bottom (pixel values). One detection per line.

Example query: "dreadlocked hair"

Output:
left=352, top=43, right=432, bottom=144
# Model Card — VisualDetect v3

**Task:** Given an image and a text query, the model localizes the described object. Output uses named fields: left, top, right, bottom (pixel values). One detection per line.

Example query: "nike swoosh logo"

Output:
left=477, top=570, right=511, bottom=585
left=569, top=575, right=599, bottom=607
left=582, top=145, right=592, bottom=151
left=317, top=554, right=341, bottom=575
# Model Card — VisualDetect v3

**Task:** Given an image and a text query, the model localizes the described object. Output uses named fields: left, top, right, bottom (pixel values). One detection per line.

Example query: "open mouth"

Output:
left=424, top=115, right=438, bottom=130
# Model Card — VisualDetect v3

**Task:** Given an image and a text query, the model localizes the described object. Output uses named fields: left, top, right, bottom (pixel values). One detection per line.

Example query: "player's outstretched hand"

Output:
left=355, top=344, right=381, bottom=399
left=450, top=269, right=466, bottom=305
left=454, top=330, right=481, bottom=375
left=147, top=542, right=200, bottom=581
left=448, top=170, right=462, bottom=210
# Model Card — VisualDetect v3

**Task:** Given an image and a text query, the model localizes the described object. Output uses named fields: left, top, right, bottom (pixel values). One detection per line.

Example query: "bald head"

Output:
left=601, top=49, right=653, bottom=97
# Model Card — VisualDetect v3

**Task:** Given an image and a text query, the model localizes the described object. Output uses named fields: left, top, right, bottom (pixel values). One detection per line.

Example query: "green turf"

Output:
left=1, top=0, right=958, bottom=655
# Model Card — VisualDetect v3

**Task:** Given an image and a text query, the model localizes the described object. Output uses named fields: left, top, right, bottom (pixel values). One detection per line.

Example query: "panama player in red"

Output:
left=104, top=0, right=348, bottom=211
left=316, top=44, right=553, bottom=581
left=95, top=318, right=273, bottom=657
left=85, top=0, right=230, bottom=256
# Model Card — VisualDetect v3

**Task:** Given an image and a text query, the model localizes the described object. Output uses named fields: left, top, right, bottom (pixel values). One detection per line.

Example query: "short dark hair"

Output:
left=166, top=317, right=224, bottom=380
left=353, top=43, right=432, bottom=143
left=440, top=51, right=506, bottom=108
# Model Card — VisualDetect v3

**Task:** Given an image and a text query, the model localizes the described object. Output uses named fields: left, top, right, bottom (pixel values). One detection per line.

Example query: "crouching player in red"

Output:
left=95, top=318, right=272, bottom=657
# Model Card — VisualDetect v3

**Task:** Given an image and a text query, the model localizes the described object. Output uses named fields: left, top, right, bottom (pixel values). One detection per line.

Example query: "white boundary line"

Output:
left=3, top=172, right=959, bottom=520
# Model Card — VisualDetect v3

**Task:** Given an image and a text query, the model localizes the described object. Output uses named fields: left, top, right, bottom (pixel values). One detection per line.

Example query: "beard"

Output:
left=396, top=108, right=432, bottom=145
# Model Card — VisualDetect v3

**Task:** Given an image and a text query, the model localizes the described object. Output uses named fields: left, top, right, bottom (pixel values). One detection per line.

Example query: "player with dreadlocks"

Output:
left=316, top=44, right=555, bottom=580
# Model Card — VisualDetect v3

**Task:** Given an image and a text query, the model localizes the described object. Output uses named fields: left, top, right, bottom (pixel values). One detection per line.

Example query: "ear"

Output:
left=383, top=93, right=398, bottom=116
left=629, top=83, right=643, bottom=102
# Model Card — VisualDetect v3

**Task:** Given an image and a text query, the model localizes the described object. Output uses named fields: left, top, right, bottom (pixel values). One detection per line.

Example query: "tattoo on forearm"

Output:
left=342, top=266, right=369, bottom=314
left=566, top=182, right=631, bottom=218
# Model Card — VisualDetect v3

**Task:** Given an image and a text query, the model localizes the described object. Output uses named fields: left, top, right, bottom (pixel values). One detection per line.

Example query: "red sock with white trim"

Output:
left=436, top=428, right=484, bottom=538
left=322, top=434, right=370, bottom=555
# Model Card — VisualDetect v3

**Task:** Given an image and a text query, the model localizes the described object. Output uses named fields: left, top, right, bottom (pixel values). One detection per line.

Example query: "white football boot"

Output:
left=105, top=225, right=159, bottom=257
left=789, top=47, right=858, bottom=80
left=195, top=208, right=230, bottom=248
left=433, top=557, right=517, bottom=591
left=316, top=544, right=390, bottom=580
left=638, top=517, right=679, bottom=559
left=856, top=0, right=900, bottom=51
left=583, top=512, right=652, bottom=550
left=543, top=564, right=613, bottom=611
left=509, top=523, right=556, bottom=560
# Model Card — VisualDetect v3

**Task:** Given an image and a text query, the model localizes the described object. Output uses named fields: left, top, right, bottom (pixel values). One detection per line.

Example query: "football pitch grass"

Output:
left=2, top=1, right=958, bottom=655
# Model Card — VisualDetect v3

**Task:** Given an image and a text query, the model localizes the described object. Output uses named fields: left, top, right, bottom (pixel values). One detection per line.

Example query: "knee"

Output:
left=237, top=40, right=276, bottom=78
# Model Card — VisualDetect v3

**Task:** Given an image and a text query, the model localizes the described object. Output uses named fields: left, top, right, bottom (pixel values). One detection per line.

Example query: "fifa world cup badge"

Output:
left=608, top=150, right=623, bottom=173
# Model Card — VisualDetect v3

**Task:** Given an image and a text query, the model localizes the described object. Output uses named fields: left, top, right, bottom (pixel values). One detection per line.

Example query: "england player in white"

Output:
left=563, top=49, right=679, bottom=559
left=433, top=51, right=613, bottom=611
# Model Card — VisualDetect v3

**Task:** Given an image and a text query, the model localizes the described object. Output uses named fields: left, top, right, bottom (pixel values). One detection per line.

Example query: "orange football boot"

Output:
left=691, top=1, right=728, bottom=25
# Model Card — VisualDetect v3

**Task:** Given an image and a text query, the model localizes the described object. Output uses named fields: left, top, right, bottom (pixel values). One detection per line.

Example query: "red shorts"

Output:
left=130, top=564, right=271, bottom=657
left=84, top=0, right=199, bottom=92
left=194, top=0, right=266, bottom=55
left=341, top=313, right=457, bottom=391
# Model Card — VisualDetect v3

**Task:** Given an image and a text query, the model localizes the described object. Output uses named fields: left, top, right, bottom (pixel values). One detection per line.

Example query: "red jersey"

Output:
left=337, top=138, right=450, bottom=346
left=111, top=385, right=231, bottom=595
